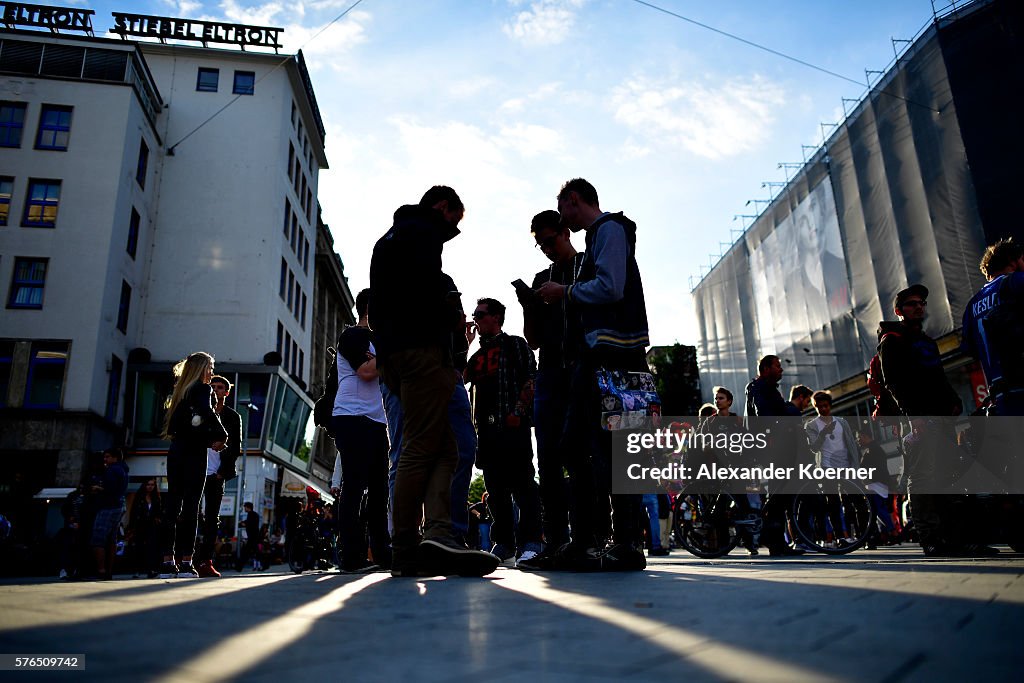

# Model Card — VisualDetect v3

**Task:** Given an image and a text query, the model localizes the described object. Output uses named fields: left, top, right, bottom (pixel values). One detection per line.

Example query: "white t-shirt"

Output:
left=333, top=339, right=386, bottom=424
left=206, top=447, right=220, bottom=476
left=815, top=417, right=849, bottom=469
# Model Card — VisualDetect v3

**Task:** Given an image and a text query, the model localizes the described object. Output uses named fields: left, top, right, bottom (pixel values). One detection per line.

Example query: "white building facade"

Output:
left=0, top=7, right=340, bottom=540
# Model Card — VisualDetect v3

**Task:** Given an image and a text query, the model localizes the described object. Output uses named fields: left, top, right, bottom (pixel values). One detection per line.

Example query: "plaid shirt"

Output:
left=465, top=332, right=536, bottom=426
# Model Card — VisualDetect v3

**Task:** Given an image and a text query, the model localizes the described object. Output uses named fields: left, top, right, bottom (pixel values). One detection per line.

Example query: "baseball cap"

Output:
left=894, top=284, right=928, bottom=309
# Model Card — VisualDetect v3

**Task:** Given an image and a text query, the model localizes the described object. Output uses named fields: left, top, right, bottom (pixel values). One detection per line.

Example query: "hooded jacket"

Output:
left=368, top=205, right=461, bottom=364
left=877, top=321, right=962, bottom=417
left=566, top=212, right=649, bottom=355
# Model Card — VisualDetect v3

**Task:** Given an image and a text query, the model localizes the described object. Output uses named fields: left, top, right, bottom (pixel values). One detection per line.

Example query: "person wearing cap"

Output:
left=877, top=285, right=995, bottom=557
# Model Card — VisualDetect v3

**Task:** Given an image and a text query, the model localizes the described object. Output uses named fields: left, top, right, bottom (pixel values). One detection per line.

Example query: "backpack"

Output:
left=312, top=347, right=338, bottom=436
left=867, top=331, right=901, bottom=417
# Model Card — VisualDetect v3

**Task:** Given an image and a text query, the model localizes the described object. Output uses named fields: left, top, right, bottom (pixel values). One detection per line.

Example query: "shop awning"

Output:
left=34, top=488, right=75, bottom=501
left=281, top=469, right=334, bottom=504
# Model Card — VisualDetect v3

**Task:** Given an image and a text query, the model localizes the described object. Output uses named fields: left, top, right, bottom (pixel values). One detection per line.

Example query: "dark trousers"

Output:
left=562, top=351, right=645, bottom=548
left=379, top=346, right=457, bottom=559
left=198, top=474, right=224, bottom=564
left=332, top=414, right=392, bottom=569
left=163, top=441, right=208, bottom=559
left=534, top=368, right=573, bottom=547
left=479, top=424, right=543, bottom=551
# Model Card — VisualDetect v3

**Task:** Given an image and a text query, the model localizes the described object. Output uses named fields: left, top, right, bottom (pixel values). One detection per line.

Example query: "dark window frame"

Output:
left=22, top=178, right=61, bottom=228
left=233, top=70, right=255, bottom=95
left=116, top=280, right=132, bottom=333
left=35, top=104, right=73, bottom=151
left=24, top=341, right=69, bottom=409
left=0, top=176, right=12, bottom=226
left=136, top=139, right=149, bottom=189
left=8, top=257, right=48, bottom=309
left=126, top=208, right=140, bottom=258
left=0, top=102, right=27, bottom=148
left=106, top=354, right=123, bottom=421
left=196, top=67, right=219, bottom=92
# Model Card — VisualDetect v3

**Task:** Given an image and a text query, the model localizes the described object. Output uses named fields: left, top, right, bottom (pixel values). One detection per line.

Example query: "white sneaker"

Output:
left=58, top=569, right=68, bottom=579
left=515, top=549, right=540, bottom=568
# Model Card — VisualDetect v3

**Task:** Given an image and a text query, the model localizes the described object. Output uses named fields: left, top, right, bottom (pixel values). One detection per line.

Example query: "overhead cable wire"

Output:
left=629, top=0, right=940, bottom=113
left=168, top=0, right=367, bottom=153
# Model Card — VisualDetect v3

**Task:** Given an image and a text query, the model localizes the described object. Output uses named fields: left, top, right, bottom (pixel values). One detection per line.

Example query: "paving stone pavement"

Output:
left=0, top=546, right=1022, bottom=682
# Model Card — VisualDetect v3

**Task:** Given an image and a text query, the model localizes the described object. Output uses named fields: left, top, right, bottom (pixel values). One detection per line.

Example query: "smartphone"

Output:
left=511, top=278, right=531, bottom=297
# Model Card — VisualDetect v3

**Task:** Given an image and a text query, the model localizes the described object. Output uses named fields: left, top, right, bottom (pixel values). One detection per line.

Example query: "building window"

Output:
left=0, top=176, right=12, bottom=225
left=106, top=354, right=123, bottom=421
left=136, top=139, right=149, bottom=189
left=233, top=70, right=255, bottom=95
left=302, top=237, right=309, bottom=274
left=279, top=259, right=287, bottom=300
left=196, top=67, right=219, bottom=92
left=35, top=105, right=72, bottom=151
left=283, top=199, right=290, bottom=236
left=0, top=102, right=26, bottom=147
left=283, top=331, right=291, bottom=370
left=0, top=341, right=13, bottom=408
left=8, top=257, right=47, bottom=309
left=287, top=271, right=294, bottom=309
left=25, top=341, right=68, bottom=409
left=23, top=179, right=61, bottom=227
left=291, top=339, right=298, bottom=375
left=116, top=280, right=132, bottom=333
left=298, top=349, right=304, bottom=379
left=288, top=142, right=295, bottom=181
left=126, top=208, right=140, bottom=258
left=276, top=321, right=284, bottom=355
left=291, top=101, right=297, bottom=128
left=300, top=292, right=307, bottom=329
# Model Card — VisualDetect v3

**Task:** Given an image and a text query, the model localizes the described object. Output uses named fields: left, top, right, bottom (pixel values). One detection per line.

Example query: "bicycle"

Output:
left=672, top=489, right=762, bottom=559
left=285, top=510, right=336, bottom=573
left=790, top=479, right=874, bottom=554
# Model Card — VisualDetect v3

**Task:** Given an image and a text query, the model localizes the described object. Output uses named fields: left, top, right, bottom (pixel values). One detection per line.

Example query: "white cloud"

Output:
left=449, top=77, right=496, bottom=99
left=496, top=123, right=565, bottom=159
left=611, top=74, right=786, bottom=160
left=503, top=0, right=587, bottom=46
left=160, top=0, right=205, bottom=14
left=499, top=81, right=562, bottom=113
left=218, top=0, right=286, bottom=26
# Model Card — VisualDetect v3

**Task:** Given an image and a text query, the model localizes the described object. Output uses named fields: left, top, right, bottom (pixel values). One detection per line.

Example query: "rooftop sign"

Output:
left=109, top=13, right=283, bottom=52
left=0, top=2, right=94, bottom=35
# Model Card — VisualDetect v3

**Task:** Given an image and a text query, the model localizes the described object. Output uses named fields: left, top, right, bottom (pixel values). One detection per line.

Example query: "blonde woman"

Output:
left=158, top=352, right=227, bottom=579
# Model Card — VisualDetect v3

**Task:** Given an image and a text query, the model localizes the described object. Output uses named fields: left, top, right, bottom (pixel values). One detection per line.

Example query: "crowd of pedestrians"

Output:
left=43, top=189, right=1024, bottom=580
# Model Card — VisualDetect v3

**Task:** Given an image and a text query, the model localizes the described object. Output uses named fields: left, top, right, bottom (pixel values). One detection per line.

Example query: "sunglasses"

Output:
left=901, top=299, right=927, bottom=308
left=534, top=235, right=558, bottom=250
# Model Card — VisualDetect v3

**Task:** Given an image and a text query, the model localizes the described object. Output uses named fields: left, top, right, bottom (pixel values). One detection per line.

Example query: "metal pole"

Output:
left=234, top=402, right=256, bottom=562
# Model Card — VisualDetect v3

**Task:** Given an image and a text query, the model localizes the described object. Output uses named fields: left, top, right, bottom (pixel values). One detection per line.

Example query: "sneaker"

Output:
left=197, top=560, right=221, bottom=578
left=490, top=543, right=515, bottom=563
left=599, top=544, right=646, bottom=572
left=420, top=537, right=500, bottom=577
left=515, top=547, right=543, bottom=568
left=648, top=546, right=670, bottom=557
left=58, top=569, right=68, bottom=579
left=515, top=545, right=562, bottom=571
left=158, top=561, right=179, bottom=579
left=177, top=562, right=200, bottom=578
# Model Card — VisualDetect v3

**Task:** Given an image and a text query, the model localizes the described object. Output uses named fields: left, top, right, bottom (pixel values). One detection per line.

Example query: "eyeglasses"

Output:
left=901, top=299, right=927, bottom=308
left=472, top=311, right=490, bottom=319
left=534, top=235, right=558, bottom=250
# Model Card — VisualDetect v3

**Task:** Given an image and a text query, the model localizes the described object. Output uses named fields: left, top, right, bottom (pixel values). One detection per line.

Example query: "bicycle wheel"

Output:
left=286, top=529, right=313, bottom=573
left=674, top=492, right=744, bottom=559
left=791, top=480, right=873, bottom=554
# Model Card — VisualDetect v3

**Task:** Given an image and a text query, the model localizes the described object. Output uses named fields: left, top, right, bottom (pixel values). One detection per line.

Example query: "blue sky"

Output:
left=80, top=0, right=936, bottom=350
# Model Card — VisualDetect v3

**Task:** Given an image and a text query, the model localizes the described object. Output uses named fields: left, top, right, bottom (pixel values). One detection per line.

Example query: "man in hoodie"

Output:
left=878, top=285, right=993, bottom=557
left=533, top=178, right=650, bottom=571
left=369, top=186, right=499, bottom=578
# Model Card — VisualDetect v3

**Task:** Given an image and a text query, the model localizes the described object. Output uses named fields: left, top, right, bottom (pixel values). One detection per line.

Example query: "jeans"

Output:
left=198, top=474, right=225, bottom=563
left=379, top=346, right=457, bottom=559
left=163, top=440, right=208, bottom=559
left=478, top=424, right=543, bottom=551
left=641, top=494, right=662, bottom=548
left=562, top=351, right=646, bottom=548
left=534, top=368, right=573, bottom=547
left=383, top=370, right=477, bottom=537
left=331, top=414, right=392, bottom=569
